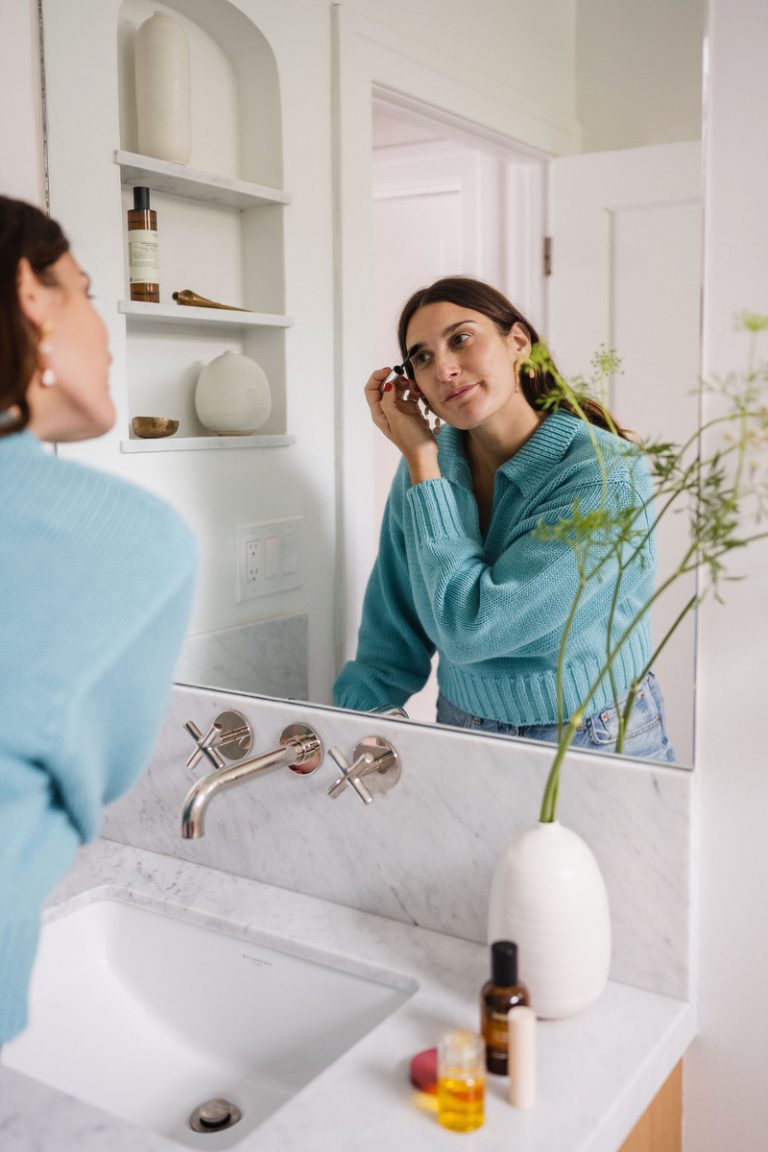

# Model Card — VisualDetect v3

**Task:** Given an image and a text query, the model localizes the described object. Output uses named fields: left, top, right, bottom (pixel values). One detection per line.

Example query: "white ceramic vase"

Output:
left=194, top=351, right=272, bottom=436
left=487, top=821, right=611, bottom=1019
left=134, top=11, right=192, bottom=164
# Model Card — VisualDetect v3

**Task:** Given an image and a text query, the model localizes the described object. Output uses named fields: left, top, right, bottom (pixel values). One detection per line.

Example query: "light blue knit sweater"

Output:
left=334, top=411, right=655, bottom=723
left=0, top=431, right=196, bottom=1043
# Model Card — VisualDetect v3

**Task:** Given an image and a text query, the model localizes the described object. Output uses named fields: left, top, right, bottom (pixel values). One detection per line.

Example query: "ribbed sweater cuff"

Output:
left=438, top=627, right=653, bottom=727
left=407, top=479, right=464, bottom=540
left=0, top=917, right=40, bottom=1043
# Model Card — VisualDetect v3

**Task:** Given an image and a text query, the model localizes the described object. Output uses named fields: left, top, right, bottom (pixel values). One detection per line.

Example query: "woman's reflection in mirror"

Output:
left=334, top=276, right=674, bottom=762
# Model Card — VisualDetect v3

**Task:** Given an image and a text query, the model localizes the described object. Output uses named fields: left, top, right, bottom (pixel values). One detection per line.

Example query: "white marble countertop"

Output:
left=0, top=840, right=696, bottom=1152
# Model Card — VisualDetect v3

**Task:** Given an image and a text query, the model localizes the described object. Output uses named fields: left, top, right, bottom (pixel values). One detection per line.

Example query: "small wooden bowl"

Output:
left=131, top=417, right=179, bottom=439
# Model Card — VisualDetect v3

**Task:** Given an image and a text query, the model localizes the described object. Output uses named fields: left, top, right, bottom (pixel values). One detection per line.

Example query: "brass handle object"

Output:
left=172, top=288, right=252, bottom=312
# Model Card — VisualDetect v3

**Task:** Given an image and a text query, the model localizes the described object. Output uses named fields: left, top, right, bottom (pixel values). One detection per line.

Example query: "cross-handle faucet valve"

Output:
left=327, top=736, right=401, bottom=804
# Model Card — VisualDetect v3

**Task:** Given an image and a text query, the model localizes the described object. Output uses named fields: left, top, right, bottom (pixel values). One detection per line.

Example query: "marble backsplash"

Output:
left=101, top=684, right=694, bottom=1001
left=174, top=616, right=308, bottom=699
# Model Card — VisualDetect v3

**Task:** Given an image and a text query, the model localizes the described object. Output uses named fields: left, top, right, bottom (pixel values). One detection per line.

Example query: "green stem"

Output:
left=539, top=710, right=583, bottom=823
left=593, top=525, right=768, bottom=755
left=556, top=573, right=586, bottom=739
left=614, top=595, right=698, bottom=753
left=536, top=339, right=768, bottom=817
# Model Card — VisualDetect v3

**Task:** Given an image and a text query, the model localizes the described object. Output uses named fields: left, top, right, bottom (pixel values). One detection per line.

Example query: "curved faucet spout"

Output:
left=181, top=723, right=323, bottom=838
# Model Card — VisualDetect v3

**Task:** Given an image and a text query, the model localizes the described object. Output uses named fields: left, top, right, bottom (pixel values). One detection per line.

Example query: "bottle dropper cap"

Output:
left=490, top=940, right=519, bottom=986
left=133, top=186, right=151, bottom=211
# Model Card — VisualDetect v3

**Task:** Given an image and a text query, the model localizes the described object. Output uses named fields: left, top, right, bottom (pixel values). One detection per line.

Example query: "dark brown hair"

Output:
left=397, top=276, right=630, bottom=439
left=0, top=196, right=69, bottom=437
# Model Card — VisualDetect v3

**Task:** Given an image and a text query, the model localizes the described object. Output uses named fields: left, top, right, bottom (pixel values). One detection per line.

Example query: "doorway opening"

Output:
left=371, top=92, right=545, bottom=721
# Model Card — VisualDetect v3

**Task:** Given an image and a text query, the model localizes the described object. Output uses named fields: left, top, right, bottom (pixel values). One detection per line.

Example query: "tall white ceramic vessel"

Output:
left=488, top=822, right=611, bottom=1019
left=134, top=11, right=192, bottom=164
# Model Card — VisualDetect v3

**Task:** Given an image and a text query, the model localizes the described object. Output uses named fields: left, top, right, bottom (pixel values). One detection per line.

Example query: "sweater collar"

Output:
left=437, top=410, right=581, bottom=495
left=0, top=428, right=43, bottom=456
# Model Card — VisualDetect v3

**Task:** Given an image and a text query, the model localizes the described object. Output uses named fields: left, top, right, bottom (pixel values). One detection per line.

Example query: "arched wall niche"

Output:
left=117, top=0, right=283, bottom=186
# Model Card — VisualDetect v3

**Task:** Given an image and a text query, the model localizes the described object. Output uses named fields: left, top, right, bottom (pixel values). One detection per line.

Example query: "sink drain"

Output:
left=189, top=1098, right=243, bottom=1133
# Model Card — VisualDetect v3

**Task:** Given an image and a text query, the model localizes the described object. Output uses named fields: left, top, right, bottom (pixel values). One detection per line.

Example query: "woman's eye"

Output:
left=412, top=351, right=430, bottom=368
left=451, top=332, right=471, bottom=347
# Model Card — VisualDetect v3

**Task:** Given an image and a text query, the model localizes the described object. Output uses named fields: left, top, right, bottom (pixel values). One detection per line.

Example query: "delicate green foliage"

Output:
left=538, top=319, right=768, bottom=824
left=735, top=311, right=768, bottom=333
left=526, top=340, right=622, bottom=415
left=591, top=345, right=623, bottom=380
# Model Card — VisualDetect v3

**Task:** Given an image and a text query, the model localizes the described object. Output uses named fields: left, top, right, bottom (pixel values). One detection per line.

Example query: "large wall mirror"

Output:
left=39, top=0, right=706, bottom=768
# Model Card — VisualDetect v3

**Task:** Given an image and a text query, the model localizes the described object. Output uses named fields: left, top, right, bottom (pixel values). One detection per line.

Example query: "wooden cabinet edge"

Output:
left=618, top=1061, right=682, bottom=1152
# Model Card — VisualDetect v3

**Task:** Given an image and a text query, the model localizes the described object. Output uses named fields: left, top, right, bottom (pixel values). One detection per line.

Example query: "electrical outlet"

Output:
left=246, top=539, right=264, bottom=584
left=236, top=517, right=303, bottom=601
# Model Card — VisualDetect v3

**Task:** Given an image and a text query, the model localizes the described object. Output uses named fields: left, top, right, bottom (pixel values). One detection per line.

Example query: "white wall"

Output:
left=683, top=0, right=768, bottom=1147
left=346, top=0, right=578, bottom=146
left=576, top=0, right=705, bottom=151
left=0, top=0, right=44, bottom=204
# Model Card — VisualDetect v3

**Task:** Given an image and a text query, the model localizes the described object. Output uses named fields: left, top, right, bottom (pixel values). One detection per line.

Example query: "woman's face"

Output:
left=25, top=251, right=114, bottom=441
left=404, top=301, right=531, bottom=433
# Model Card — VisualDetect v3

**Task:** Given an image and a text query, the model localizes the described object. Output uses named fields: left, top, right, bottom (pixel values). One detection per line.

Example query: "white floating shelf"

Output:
left=114, top=150, right=291, bottom=209
left=120, top=434, right=296, bottom=454
left=118, top=301, right=293, bottom=329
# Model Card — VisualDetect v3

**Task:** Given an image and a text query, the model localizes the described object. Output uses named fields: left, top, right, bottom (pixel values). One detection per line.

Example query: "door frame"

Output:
left=331, top=3, right=559, bottom=669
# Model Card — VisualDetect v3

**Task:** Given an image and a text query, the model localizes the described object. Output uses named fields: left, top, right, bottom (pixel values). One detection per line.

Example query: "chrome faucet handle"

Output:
left=327, top=736, right=401, bottom=804
left=184, top=710, right=254, bottom=771
left=327, top=747, right=374, bottom=804
left=185, top=720, right=225, bottom=770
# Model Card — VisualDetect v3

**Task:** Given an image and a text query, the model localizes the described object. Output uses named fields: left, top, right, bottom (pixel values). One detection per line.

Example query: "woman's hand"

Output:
left=364, top=368, right=441, bottom=484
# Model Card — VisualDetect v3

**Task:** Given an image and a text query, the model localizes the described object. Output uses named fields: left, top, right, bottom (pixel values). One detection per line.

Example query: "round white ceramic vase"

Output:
left=194, top=351, right=272, bottom=436
left=487, top=821, right=611, bottom=1019
left=134, top=11, right=192, bottom=164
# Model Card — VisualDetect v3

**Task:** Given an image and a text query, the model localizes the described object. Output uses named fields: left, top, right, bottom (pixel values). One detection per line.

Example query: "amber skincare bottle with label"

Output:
left=127, top=186, right=159, bottom=302
left=480, top=940, right=530, bottom=1074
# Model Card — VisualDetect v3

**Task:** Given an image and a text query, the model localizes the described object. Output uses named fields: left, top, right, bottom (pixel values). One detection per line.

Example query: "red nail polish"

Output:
left=383, top=381, right=393, bottom=392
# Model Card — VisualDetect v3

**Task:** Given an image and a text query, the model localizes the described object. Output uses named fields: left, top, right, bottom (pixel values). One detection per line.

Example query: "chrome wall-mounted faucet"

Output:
left=181, top=710, right=323, bottom=838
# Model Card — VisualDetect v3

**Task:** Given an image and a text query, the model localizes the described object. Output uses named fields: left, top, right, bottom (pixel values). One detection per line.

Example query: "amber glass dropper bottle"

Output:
left=127, top=186, right=159, bottom=303
left=481, top=940, right=529, bottom=1074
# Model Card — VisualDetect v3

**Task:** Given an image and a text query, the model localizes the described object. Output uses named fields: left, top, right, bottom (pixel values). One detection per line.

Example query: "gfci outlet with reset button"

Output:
left=236, top=517, right=303, bottom=601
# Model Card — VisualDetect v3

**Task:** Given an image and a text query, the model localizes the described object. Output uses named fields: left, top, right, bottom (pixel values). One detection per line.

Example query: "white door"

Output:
left=372, top=138, right=501, bottom=721
left=373, top=139, right=508, bottom=526
left=548, top=142, right=703, bottom=763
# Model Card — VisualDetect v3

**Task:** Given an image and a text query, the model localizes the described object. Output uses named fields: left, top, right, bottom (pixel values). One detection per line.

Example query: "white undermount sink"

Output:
left=4, top=897, right=416, bottom=1148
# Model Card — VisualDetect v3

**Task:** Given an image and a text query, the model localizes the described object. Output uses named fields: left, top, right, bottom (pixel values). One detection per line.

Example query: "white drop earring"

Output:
left=39, top=323, right=57, bottom=387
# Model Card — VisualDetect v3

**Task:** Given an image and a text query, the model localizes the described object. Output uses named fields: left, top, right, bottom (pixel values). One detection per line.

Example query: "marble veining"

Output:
left=0, top=840, right=696, bottom=1152
left=174, top=617, right=308, bottom=699
left=102, top=684, right=694, bottom=1001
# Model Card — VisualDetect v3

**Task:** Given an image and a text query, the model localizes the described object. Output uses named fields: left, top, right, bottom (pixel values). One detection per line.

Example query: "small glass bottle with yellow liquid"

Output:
left=436, top=1029, right=485, bottom=1133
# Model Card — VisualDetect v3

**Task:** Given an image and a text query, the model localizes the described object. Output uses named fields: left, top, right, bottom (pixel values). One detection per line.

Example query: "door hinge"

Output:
left=543, top=236, right=552, bottom=277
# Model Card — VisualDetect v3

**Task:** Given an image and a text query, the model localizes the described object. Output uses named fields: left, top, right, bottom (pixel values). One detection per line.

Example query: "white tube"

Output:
left=507, top=1005, right=536, bottom=1109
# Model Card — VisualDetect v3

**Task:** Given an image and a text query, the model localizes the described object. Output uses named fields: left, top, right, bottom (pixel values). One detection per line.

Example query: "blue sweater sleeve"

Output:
left=405, top=465, right=655, bottom=666
left=334, top=466, right=436, bottom=712
left=0, top=437, right=197, bottom=1043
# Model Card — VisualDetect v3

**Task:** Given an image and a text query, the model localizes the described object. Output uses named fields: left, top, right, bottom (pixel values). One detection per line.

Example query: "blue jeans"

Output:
left=436, top=672, right=675, bottom=762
